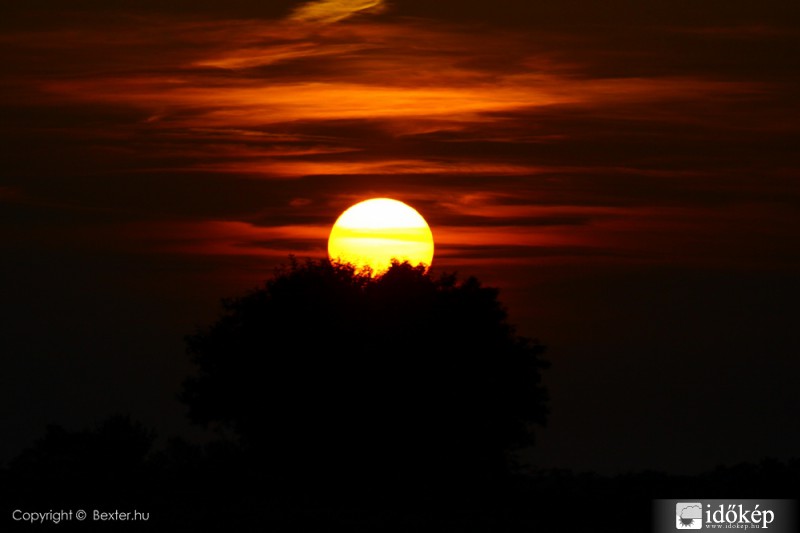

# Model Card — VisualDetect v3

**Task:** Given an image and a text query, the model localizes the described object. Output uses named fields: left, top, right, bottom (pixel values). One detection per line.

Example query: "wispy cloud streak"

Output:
left=291, top=0, right=386, bottom=24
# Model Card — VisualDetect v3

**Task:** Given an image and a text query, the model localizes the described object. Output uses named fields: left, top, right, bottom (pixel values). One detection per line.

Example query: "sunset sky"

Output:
left=2, top=0, right=799, bottom=473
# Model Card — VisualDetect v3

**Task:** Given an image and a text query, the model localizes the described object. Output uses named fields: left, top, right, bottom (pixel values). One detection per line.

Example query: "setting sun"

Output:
left=327, top=198, right=434, bottom=274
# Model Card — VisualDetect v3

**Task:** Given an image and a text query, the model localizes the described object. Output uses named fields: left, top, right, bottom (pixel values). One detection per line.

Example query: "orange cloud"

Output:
left=126, top=220, right=329, bottom=257
left=291, top=0, right=387, bottom=24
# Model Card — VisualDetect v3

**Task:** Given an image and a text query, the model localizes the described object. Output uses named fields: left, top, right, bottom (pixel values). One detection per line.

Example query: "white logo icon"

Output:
left=676, top=502, right=703, bottom=529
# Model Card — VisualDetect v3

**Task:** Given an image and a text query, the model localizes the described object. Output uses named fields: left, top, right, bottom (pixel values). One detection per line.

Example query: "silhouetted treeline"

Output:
left=2, top=421, right=799, bottom=532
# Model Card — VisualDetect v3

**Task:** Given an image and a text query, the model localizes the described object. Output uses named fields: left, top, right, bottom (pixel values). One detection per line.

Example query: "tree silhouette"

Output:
left=7, top=415, right=156, bottom=504
left=181, top=258, right=548, bottom=496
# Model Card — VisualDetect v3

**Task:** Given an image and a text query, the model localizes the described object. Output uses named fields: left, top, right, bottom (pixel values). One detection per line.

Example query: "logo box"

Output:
left=675, top=502, right=703, bottom=529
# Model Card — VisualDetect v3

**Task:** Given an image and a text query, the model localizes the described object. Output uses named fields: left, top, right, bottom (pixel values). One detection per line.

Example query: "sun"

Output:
left=328, top=198, right=434, bottom=274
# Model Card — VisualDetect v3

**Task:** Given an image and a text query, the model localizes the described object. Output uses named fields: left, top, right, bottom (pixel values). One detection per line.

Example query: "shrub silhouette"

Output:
left=181, top=258, right=548, bottom=495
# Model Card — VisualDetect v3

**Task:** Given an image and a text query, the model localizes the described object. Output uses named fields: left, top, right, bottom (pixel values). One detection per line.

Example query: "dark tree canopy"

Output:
left=182, top=259, right=548, bottom=491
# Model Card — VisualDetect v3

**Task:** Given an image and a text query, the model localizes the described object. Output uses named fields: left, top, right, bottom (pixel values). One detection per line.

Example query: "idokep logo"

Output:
left=676, top=502, right=703, bottom=529
left=655, top=499, right=797, bottom=533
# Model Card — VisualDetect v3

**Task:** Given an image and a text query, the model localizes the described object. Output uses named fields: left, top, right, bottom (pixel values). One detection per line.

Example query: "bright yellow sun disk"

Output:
left=328, top=198, right=434, bottom=274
